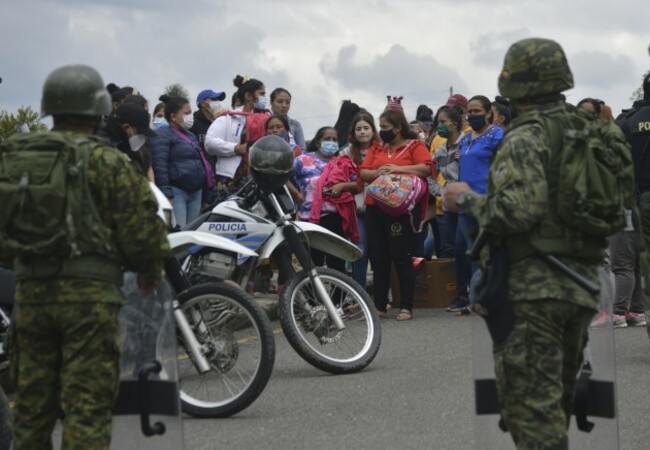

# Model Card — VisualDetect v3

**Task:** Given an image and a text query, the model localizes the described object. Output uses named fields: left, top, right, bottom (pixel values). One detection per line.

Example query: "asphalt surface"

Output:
left=183, top=306, right=650, bottom=450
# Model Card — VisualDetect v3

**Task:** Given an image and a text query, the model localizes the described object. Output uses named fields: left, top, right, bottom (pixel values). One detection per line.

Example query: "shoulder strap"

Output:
left=171, top=127, right=200, bottom=150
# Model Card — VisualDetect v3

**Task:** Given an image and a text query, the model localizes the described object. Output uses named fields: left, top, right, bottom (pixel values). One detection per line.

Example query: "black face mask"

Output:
left=379, top=129, right=396, bottom=144
left=467, top=114, right=487, bottom=132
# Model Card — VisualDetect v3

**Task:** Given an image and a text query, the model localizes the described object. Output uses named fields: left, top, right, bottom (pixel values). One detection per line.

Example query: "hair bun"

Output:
left=495, top=95, right=510, bottom=106
left=233, top=75, right=245, bottom=88
left=159, top=94, right=171, bottom=103
left=106, top=83, right=120, bottom=94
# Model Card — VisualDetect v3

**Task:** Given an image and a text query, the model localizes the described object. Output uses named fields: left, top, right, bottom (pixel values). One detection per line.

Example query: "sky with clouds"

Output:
left=1, top=0, right=649, bottom=136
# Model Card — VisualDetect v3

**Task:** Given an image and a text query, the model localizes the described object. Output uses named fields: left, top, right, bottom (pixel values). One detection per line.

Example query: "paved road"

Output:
left=184, top=308, right=650, bottom=450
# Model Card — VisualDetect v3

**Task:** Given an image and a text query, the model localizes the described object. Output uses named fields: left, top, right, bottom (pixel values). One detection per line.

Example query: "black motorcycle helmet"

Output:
left=249, top=135, right=294, bottom=193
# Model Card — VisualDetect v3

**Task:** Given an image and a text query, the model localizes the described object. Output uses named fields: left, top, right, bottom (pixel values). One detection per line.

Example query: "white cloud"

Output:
left=1, top=0, right=649, bottom=135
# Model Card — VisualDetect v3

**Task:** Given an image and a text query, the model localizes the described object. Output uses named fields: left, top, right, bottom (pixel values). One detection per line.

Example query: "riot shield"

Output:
left=473, top=267, right=618, bottom=449
left=111, top=272, right=184, bottom=450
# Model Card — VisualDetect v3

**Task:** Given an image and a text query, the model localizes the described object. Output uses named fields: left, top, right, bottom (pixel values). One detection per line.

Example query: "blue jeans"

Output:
left=455, top=213, right=478, bottom=298
left=171, top=186, right=202, bottom=227
left=352, top=213, right=369, bottom=290
left=438, top=211, right=458, bottom=258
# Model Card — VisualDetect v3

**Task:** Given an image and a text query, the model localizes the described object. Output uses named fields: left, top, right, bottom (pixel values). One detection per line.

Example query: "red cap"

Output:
left=445, top=94, right=468, bottom=110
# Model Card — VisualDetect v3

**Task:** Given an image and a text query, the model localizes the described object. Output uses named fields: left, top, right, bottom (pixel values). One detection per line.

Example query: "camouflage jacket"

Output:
left=458, top=103, right=599, bottom=310
left=9, top=130, right=170, bottom=305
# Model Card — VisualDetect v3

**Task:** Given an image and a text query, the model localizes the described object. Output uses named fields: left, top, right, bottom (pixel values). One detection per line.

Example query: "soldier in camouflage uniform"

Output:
left=445, top=39, right=605, bottom=449
left=0, top=65, right=170, bottom=449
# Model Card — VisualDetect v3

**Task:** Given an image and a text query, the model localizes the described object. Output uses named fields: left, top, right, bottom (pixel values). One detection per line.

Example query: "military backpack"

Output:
left=0, top=132, right=119, bottom=280
left=522, top=109, right=634, bottom=236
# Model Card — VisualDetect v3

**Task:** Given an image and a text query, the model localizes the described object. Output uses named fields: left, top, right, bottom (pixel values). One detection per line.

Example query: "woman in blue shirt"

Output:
left=449, top=95, right=504, bottom=312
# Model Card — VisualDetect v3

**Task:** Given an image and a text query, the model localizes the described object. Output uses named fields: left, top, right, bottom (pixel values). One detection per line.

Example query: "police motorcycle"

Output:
left=179, top=136, right=382, bottom=374
left=145, top=183, right=275, bottom=421
left=0, top=184, right=276, bottom=449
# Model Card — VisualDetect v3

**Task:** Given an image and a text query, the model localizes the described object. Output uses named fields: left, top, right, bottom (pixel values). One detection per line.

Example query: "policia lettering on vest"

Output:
left=0, top=65, right=170, bottom=449
left=445, top=38, right=634, bottom=450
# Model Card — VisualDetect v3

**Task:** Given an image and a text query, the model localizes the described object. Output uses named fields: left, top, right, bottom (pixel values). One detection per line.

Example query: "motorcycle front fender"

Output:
left=167, top=231, right=257, bottom=257
left=259, top=222, right=362, bottom=262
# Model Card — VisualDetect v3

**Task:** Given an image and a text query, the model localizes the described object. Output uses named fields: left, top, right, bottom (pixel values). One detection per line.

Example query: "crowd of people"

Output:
left=99, top=70, right=650, bottom=327
left=3, top=35, right=650, bottom=449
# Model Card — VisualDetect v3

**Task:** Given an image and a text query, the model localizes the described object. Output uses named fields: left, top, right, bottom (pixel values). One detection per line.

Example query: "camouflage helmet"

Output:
left=498, top=38, right=574, bottom=101
left=41, top=64, right=112, bottom=117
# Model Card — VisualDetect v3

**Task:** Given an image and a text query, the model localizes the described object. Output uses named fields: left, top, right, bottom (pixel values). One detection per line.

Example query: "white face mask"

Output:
left=209, top=100, right=226, bottom=117
left=183, top=114, right=194, bottom=129
left=128, top=134, right=147, bottom=152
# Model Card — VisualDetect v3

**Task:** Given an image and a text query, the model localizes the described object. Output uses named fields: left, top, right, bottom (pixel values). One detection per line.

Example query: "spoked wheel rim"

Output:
left=177, top=292, right=264, bottom=409
left=288, top=273, right=376, bottom=364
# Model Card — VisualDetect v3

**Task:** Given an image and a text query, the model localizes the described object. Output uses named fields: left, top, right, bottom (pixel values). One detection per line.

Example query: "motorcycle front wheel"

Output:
left=279, top=267, right=381, bottom=374
left=176, top=282, right=275, bottom=418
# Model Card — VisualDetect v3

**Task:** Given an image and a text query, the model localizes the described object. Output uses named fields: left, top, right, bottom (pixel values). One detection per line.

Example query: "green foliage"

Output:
left=0, top=106, right=49, bottom=141
left=631, top=69, right=650, bottom=102
left=164, top=83, right=190, bottom=101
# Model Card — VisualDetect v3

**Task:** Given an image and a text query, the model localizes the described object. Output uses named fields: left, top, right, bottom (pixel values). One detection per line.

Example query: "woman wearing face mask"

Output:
left=360, top=109, right=432, bottom=321
left=292, top=126, right=358, bottom=274
left=428, top=106, right=464, bottom=257
left=270, top=88, right=306, bottom=149
left=427, top=106, right=472, bottom=312
left=451, top=95, right=505, bottom=312
left=341, top=112, right=380, bottom=291
left=150, top=94, right=206, bottom=226
left=265, top=114, right=302, bottom=156
left=205, top=75, right=268, bottom=201
left=151, top=102, right=168, bottom=129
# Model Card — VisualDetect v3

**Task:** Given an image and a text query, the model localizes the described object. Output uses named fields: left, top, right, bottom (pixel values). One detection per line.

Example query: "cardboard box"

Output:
left=391, top=258, right=457, bottom=309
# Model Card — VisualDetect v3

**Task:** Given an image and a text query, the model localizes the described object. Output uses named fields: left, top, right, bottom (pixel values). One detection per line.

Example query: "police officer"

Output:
left=1, top=65, right=170, bottom=448
left=620, top=75, right=650, bottom=247
left=445, top=39, right=606, bottom=449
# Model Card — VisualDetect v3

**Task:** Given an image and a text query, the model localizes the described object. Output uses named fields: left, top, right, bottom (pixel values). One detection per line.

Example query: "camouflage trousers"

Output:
left=13, top=302, right=120, bottom=450
left=493, top=300, right=595, bottom=450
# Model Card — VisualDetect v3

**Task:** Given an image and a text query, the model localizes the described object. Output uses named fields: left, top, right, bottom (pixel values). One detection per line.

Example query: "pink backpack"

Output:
left=367, top=174, right=428, bottom=232
left=226, top=111, right=270, bottom=143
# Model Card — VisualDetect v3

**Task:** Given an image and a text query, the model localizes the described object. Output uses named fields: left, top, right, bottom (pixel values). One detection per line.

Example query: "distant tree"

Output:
left=0, top=106, right=49, bottom=141
left=164, top=83, right=190, bottom=100
left=630, top=69, right=650, bottom=102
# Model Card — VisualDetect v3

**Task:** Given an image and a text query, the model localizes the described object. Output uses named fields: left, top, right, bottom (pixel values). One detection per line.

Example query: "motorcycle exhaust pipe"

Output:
left=172, top=300, right=211, bottom=373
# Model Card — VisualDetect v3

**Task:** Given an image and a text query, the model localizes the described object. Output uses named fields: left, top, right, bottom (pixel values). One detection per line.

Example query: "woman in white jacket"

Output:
left=205, top=74, right=267, bottom=201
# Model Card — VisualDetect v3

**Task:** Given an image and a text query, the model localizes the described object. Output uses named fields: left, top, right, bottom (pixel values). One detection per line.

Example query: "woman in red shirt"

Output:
left=360, top=109, right=431, bottom=321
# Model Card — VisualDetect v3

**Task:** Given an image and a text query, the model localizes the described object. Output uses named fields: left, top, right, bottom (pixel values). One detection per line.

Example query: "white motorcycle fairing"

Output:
left=167, top=231, right=257, bottom=257
left=258, top=221, right=362, bottom=262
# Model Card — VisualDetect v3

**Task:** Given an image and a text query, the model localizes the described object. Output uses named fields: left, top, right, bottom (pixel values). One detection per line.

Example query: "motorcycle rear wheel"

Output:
left=176, top=282, right=275, bottom=418
left=279, top=268, right=381, bottom=374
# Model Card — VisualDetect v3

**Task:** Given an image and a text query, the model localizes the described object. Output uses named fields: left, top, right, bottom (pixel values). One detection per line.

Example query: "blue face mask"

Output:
left=254, top=95, right=268, bottom=110
left=153, top=117, right=168, bottom=129
left=320, top=141, right=339, bottom=156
